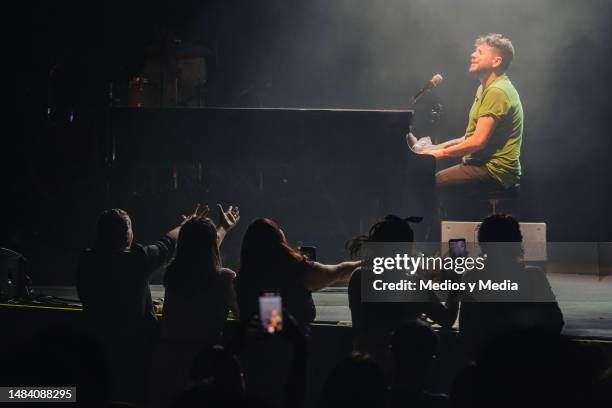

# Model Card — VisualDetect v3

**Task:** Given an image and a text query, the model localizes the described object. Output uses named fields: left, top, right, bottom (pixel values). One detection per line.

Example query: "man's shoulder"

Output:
left=78, top=247, right=145, bottom=268
left=488, top=76, right=520, bottom=100
left=483, top=83, right=512, bottom=100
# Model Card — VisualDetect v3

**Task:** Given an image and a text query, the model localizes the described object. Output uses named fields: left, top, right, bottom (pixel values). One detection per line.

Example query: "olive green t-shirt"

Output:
left=463, top=74, right=524, bottom=188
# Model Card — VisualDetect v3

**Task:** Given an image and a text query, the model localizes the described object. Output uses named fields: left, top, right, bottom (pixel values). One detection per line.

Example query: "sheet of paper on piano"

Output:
left=406, top=132, right=435, bottom=155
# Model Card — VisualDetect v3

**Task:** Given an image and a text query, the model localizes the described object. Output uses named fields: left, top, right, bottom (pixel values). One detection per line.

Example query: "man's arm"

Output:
left=419, top=136, right=465, bottom=151
left=439, top=136, right=466, bottom=149
left=430, top=116, right=497, bottom=158
left=140, top=235, right=178, bottom=275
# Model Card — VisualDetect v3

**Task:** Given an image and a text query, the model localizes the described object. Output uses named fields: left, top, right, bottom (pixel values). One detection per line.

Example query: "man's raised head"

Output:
left=471, top=33, right=515, bottom=74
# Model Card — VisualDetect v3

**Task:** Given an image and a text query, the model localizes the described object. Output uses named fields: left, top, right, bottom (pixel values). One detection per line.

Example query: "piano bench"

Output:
left=471, top=183, right=521, bottom=214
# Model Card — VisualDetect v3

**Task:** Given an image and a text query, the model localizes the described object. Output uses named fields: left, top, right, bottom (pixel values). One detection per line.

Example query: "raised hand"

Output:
left=167, top=204, right=210, bottom=240
left=217, top=204, right=240, bottom=231
left=180, top=203, right=210, bottom=225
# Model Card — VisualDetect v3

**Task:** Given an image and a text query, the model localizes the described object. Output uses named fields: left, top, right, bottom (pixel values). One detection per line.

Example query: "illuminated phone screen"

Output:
left=449, top=239, right=466, bottom=258
left=259, top=294, right=282, bottom=333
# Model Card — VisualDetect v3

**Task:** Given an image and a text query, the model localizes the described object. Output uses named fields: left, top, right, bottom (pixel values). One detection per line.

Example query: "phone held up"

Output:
left=259, top=293, right=283, bottom=334
left=449, top=238, right=467, bottom=258
left=299, top=245, right=317, bottom=262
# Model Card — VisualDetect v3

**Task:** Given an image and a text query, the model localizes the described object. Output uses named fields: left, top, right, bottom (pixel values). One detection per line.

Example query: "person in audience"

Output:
left=230, top=312, right=309, bottom=408
left=319, top=352, right=387, bottom=408
left=389, top=320, right=449, bottom=408
left=161, top=204, right=240, bottom=345
left=347, top=215, right=459, bottom=360
left=76, top=204, right=206, bottom=405
left=236, top=218, right=361, bottom=330
left=459, top=213, right=564, bottom=359
left=150, top=204, right=240, bottom=408
left=77, top=205, right=206, bottom=335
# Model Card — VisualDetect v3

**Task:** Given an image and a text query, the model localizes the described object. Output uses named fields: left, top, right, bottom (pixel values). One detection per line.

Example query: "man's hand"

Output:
left=426, top=143, right=445, bottom=151
left=426, top=136, right=465, bottom=155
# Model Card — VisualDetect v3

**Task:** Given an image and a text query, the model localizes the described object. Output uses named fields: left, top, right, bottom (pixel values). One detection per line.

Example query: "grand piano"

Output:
left=104, top=107, right=435, bottom=262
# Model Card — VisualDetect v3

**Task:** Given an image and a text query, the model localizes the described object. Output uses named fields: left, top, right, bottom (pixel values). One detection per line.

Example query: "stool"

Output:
left=471, top=183, right=520, bottom=214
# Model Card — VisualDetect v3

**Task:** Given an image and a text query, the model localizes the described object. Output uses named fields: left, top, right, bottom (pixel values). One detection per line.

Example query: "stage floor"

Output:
left=28, top=273, right=612, bottom=339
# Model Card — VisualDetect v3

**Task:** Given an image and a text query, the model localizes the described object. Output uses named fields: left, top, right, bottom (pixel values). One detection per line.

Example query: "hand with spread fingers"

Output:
left=217, top=204, right=240, bottom=231
left=167, top=204, right=210, bottom=240
left=180, top=203, right=210, bottom=225
left=216, top=204, right=240, bottom=245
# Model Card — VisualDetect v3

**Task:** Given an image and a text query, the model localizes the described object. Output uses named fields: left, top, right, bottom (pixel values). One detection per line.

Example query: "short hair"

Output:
left=94, top=209, right=132, bottom=250
left=475, top=33, right=515, bottom=72
left=478, top=213, right=522, bottom=243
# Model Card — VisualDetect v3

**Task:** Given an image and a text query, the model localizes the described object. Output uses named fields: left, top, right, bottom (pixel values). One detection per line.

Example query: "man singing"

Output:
left=428, top=33, right=523, bottom=197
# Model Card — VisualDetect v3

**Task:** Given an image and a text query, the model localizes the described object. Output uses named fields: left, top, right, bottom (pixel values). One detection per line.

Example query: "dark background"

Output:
left=10, top=0, right=612, bottom=284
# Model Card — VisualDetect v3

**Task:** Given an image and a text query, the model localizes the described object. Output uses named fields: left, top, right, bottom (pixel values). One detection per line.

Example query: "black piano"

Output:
left=104, top=107, right=435, bottom=263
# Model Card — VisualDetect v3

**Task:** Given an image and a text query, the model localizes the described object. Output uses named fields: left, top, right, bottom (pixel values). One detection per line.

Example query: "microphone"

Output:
left=411, top=74, right=443, bottom=104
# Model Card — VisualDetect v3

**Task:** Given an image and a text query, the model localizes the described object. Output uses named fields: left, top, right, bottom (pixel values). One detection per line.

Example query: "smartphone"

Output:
left=259, top=293, right=283, bottom=334
left=449, top=238, right=467, bottom=258
left=299, top=246, right=317, bottom=262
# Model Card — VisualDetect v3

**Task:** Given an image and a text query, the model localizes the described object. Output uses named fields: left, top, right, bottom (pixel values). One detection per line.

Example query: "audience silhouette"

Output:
left=150, top=204, right=240, bottom=408
left=347, top=215, right=459, bottom=363
left=236, top=217, right=360, bottom=331
left=76, top=206, right=205, bottom=404
left=459, top=213, right=564, bottom=359
left=6, top=207, right=605, bottom=408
